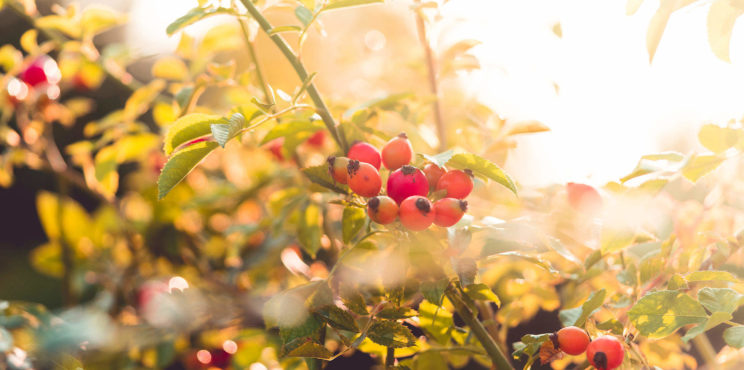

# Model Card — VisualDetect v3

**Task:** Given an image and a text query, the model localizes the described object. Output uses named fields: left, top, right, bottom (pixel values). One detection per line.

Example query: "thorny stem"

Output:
left=238, top=0, right=345, bottom=152
left=414, top=0, right=447, bottom=152
left=445, top=286, right=513, bottom=369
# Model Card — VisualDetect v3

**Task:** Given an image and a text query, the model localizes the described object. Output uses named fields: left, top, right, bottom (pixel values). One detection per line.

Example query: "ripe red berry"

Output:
left=347, top=159, right=382, bottom=197
left=367, top=196, right=398, bottom=225
left=307, top=131, right=326, bottom=147
left=436, top=169, right=473, bottom=199
left=328, top=156, right=350, bottom=184
left=348, top=141, right=381, bottom=170
left=566, top=182, right=603, bottom=214
left=387, top=165, right=429, bottom=204
left=424, top=163, right=446, bottom=190
left=381, top=133, right=413, bottom=171
left=399, top=196, right=434, bottom=231
left=21, top=56, right=61, bottom=87
left=586, top=335, right=624, bottom=370
left=266, top=138, right=285, bottom=161
left=433, top=198, right=467, bottom=227
left=556, top=326, right=590, bottom=356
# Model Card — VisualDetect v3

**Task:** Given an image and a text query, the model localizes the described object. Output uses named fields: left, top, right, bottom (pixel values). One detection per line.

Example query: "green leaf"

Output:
left=464, top=283, right=501, bottom=307
left=342, top=206, right=366, bottom=244
left=559, top=289, right=606, bottom=327
left=418, top=300, right=453, bottom=345
left=339, top=287, right=367, bottom=315
left=163, top=113, right=222, bottom=155
left=421, top=279, right=449, bottom=306
left=376, top=304, right=418, bottom=320
left=682, top=154, right=724, bottom=183
left=157, top=141, right=219, bottom=199
left=324, top=0, right=384, bottom=11
left=683, top=311, right=734, bottom=343
left=301, top=165, right=350, bottom=194
left=285, top=339, right=333, bottom=359
left=315, top=305, right=359, bottom=332
left=298, top=203, right=322, bottom=257
left=600, top=227, right=637, bottom=254
left=628, top=290, right=708, bottom=338
left=418, top=150, right=454, bottom=168
left=367, top=320, right=417, bottom=348
left=166, top=7, right=235, bottom=35
left=724, top=326, right=744, bottom=348
left=698, top=287, right=744, bottom=314
left=261, top=120, right=325, bottom=145
left=584, top=249, right=602, bottom=270
left=686, top=270, right=741, bottom=283
left=698, top=124, right=739, bottom=153
left=668, top=274, right=688, bottom=290
left=446, top=153, right=517, bottom=195
left=211, top=113, right=245, bottom=147
left=295, top=6, right=313, bottom=27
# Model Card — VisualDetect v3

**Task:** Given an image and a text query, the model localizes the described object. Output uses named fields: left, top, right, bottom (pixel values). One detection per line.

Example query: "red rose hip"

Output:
left=586, top=335, right=624, bottom=370
left=348, top=141, right=381, bottom=170
left=566, top=182, right=603, bottom=214
left=436, top=169, right=473, bottom=199
left=347, top=159, right=382, bottom=197
left=367, top=196, right=398, bottom=225
left=387, top=165, right=429, bottom=204
left=399, top=196, right=434, bottom=231
left=424, top=163, right=446, bottom=190
left=21, top=55, right=61, bottom=87
left=381, top=133, right=413, bottom=171
left=556, top=326, right=590, bottom=356
left=307, top=131, right=326, bottom=147
left=328, top=156, right=350, bottom=184
left=433, top=198, right=467, bottom=227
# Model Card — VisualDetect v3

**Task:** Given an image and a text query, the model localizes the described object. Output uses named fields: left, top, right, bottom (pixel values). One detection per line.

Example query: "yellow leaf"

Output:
left=707, top=0, right=744, bottom=62
left=30, top=242, right=64, bottom=277
left=20, top=29, right=38, bottom=53
left=153, top=102, right=178, bottom=126
left=176, top=32, right=195, bottom=59
left=81, top=6, right=125, bottom=36
left=646, top=0, right=697, bottom=63
left=123, top=79, right=166, bottom=120
left=506, top=120, right=550, bottom=136
left=627, top=0, right=644, bottom=15
left=0, top=45, right=22, bottom=71
left=698, top=123, right=738, bottom=153
left=36, top=15, right=82, bottom=38
left=151, top=56, right=189, bottom=81
left=552, top=22, right=562, bottom=38
left=199, top=24, right=242, bottom=55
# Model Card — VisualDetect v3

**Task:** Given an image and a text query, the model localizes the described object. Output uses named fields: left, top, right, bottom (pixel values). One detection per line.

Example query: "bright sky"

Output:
left=125, top=0, right=744, bottom=187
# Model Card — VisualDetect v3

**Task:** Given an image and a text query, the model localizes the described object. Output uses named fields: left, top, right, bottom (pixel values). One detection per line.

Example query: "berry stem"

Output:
left=414, top=0, right=447, bottom=152
left=238, top=0, right=345, bottom=152
left=445, top=286, right=513, bottom=369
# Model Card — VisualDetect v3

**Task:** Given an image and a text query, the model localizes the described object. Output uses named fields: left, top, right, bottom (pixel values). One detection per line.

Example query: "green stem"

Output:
left=445, top=287, right=513, bottom=369
left=414, top=1, right=446, bottom=152
left=692, top=333, right=717, bottom=367
left=237, top=18, right=273, bottom=105
left=238, top=0, right=345, bottom=152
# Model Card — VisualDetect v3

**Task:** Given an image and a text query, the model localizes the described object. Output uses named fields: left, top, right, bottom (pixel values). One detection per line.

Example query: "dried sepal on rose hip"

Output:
left=387, top=165, right=429, bottom=204
left=436, top=169, right=474, bottom=199
left=381, top=132, right=413, bottom=171
left=586, top=335, right=624, bottom=370
left=399, top=196, right=434, bottom=231
left=328, top=156, right=350, bottom=184
left=552, top=326, right=590, bottom=356
left=347, top=141, right=382, bottom=170
left=367, top=196, right=398, bottom=225
left=423, top=163, right=446, bottom=191
left=347, top=159, right=382, bottom=197
left=433, top=198, right=467, bottom=227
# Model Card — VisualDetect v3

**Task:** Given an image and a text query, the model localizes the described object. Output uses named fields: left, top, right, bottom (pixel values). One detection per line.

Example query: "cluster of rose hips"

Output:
left=553, top=326, right=624, bottom=370
left=327, top=133, right=474, bottom=231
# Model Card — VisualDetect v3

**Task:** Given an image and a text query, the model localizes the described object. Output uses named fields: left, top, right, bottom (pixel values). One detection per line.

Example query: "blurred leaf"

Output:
left=640, top=254, right=664, bottom=283
left=627, top=0, right=644, bottom=15
left=20, top=29, right=38, bottom=53
left=166, top=7, right=235, bottom=35
left=0, top=327, right=12, bottom=352
left=601, top=227, right=637, bottom=254
left=367, top=320, right=416, bottom=348
left=440, top=39, right=481, bottom=62
left=668, top=274, right=688, bottom=290
left=200, top=23, right=242, bottom=54
left=544, top=237, right=581, bottom=265
left=464, top=283, right=500, bottom=307
left=559, top=289, right=606, bottom=327
left=302, top=165, right=350, bottom=194
left=646, top=0, right=696, bottom=63
left=724, top=326, right=744, bottom=348
left=30, top=242, right=63, bottom=277
left=151, top=56, right=189, bottom=81
left=342, top=206, right=366, bottom=244
left=446, top=153, right=517, bottom=195
left=261, top=120, right=325, bottom=145
left=506, top=120, right=550, bottom=136
left=163, top=113, right=221, bottom=155
left=268, top=25, right=302, bottom=35
left=211, top=113, right=246, bottom=147
left=418, top=300, right=453, bottom=345
left=552, top=22, right=562, bottom=38
left=315, top=305, right=359, bottom=332
left=340, top=287, right=367, bottom=315
left=81, top=6, right=125, bottom=36
left=707, top=0, right=744, bottom=62
left=158, top=141, right=219, bottom=199
left=94, top=146, right=119, bottom=198
left=629, top=290, right=708, bottom=338
left=124, top=80, right=165, bottom=120
left=682, top=311, right=732, bottom=343
left=698, top=124, right=739, bottom=153
left=324, top=0, right=384, bottom=11
left=698, top=287, right=744, bottom=314
left=295, top=6, right=313, bottom=27
left=686, top=270, right=741, bottom=283
left=0, top=45, right=22, bottom=71
left=298, top=203, right=322, bottom=257
left=421, top=279, right=449, bottom=306
left=36, top=15, right=81, bottom=38
left=418, top=150, right=454, bottom=168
